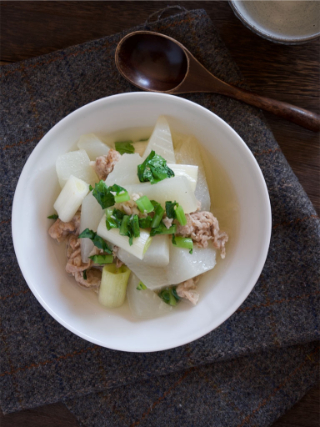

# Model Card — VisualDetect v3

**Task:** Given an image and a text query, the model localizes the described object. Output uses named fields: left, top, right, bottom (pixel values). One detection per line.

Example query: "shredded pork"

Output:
left=176, top=277, right=200, bottom=305
left=48, top=211, right=81, bottom=243
left=176, top=211, right=228, bottom=258
left=73, top=269, right=102, bottom=290
left=65, top=235, right=91, bottom=274
left=92, top=149, right=121, bottom=180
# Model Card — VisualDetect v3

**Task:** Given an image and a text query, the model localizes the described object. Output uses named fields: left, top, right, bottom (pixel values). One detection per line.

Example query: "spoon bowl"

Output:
left=115, top=31, right=320, bottom=131
left=116, top=32, right=188, bottom=92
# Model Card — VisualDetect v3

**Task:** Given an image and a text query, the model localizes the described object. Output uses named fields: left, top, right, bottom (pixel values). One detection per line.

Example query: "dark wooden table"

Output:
left=1, top=2, right=319, bottom=426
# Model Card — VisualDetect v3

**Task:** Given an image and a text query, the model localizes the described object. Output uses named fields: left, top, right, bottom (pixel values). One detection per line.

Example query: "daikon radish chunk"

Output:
left=54, top=175, right=89, bottom=223
left=99, top=264, right=131, bottom=308
left=80, top=192, right=105, bottom=262
left=97, top=215, right=152, bottom=260
left=142, top=116, right=176, bottom=163
left=132, top=141, right=148, bottom=156
left=167, top=164, right=198, bottom=192
left=118, top=243, right=216, bottom=290
left=56, top=149, right=98, bottom=188
left=142, top=235, right=170, bottom=267
left=105, top=153, right=142, bottom=186
left=127, top=274, right=172, bottom=319
left=77, top=133, right=110, bottom=160
left=175, top=136, right=211, bottom=211
left=124, top=176, right=198, bottom=214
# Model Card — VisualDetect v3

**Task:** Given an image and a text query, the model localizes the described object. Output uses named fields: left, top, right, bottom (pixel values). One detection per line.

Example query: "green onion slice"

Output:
left=150, top=222, right=176, bottom=237
left=136, top=195, right=154, bottom=213
left=172, top=236, right=193, bottom=254
left=89, top=254, right=113, bottom=264
left=137, top=282, right=147, bottom=290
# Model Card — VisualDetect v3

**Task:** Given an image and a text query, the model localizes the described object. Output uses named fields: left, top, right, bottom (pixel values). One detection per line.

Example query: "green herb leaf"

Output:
left=165, top=201, right=178, bottom=219
left=91, top=180, right=115, bottom=209
left=89, top=184, right=93, bottom=191
left=137, top=281, right=147, bottom=290
left=89, top=254, right=113, bottom=264
left=115, top=140, right=135, bottom=155
left=106, top=208, right=124, bottom=230
left=158, top=287, right=180, bottom=306
left=119, top=214, right=140, bottom=246
left=139, top=216, right=153, bottom=229
left=137, top=150, right=174, bottom=184
left=91, top=182, right=128, bottom=209
left=47, top=214, right=59, bottom=220
left=83, top=270, right=87, bottom=280
left=150, top=222, right=176, bottom=237
left=79, top=228, right=112, bottom=254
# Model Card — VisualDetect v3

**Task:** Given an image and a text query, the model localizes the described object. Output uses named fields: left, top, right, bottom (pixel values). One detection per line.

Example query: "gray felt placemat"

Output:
left=0, top=8, right=319, bottom=426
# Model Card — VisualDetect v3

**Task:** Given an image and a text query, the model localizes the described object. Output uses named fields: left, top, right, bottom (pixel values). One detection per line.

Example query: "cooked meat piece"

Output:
left=162, top=216, right=173, bottom=229
left=112, top=246, right=124, bottom=268
left=176, top=277, right=200, bottom=305
left=92, top=149, right=121, bottom=180
left=73, top=269, right=102, bottom=290
left=66, top=235, right=91, bottom=274
left=48, top=211, right=81, bottom=243
left=176, top=211, right=228, bottom=258
left=115, top=194, right=148, bottom=218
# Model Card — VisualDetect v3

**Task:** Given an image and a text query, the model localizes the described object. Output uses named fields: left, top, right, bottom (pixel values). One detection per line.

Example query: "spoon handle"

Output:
left=220, top=85, right=320, bottom=132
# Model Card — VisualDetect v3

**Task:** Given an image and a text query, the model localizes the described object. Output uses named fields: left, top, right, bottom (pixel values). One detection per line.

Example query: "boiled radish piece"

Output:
left=127, top=274, right=172, bottom=319
left=54, top=175, right=89, bottom=222
left=80, top=192, right=105, bottom=262
left=175, top=136, right=211, bottom=211
left=118, top=243, right=216, bottom=290
left=105, top=153, right=142, bottom=186
left=77, top=133, right=110, bottom=160
left=132, top=141, right=148, bottom=156
left=123, top=176, right=198, bottom=214
left=56, top=149, right=98, bottom=188
left=142, top=116, right=176, bottom=163
left=97, top=215, right=152, bottom=260
left=167, top=164, right=198, bottom=192
left=142, top=235, right=170, bottom=267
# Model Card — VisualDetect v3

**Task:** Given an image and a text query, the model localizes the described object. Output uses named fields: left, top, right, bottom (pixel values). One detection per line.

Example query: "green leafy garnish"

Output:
left=158, top=287, right=180, bottom=306
left=89, top=254, right=113, bottom=264
left=150, top=222, right=176, bottom=237
left=137, top=150, right=174, bottom=184
left=83, top=270, right=87, bottom=280
left=172, top=235, right=193, bottom=254
left=106, top=208, right=124, bottom=230
left=78, top=228, right=112, bottom=254
left=137, top=281, right=147, bottom=290
left=165, top=201, right=187, bottom=226
left=47, top=214, right=58, bottom=220
left=115, top=140, right=135, bottom=155
left=91, top=181, right=128, bottom=209
left=139, top=216, right=153, bottom=229
left=119, top=214, right=140, bottom=246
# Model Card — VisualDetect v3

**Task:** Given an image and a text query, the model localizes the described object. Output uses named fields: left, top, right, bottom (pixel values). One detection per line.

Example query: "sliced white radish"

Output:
left=142, top=116, right=176, bottom=163
left=56, top=149, right=98, bottom=188
left=80, top=192, right=105, bottom=262
left=118, top=243, right=216, bottom=290
left=123, top=176, right=198, bottom=214
left=142, top=235, right=170, bottom=267
left=175, top=136, right=211, bottom=211
left=168, top=164, right=198, bottom=192
left=127, top=274, right=172, bottom=319
left=97, top=215, right=152, bottom=260
left=105, top=153, right=142, bottom=186
left=77, top=133, right=110, bottom=160
left=54, top=175, right=89, bottom=223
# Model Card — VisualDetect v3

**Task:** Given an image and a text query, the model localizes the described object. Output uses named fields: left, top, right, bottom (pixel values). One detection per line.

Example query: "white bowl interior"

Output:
left=12, top=93, right=271, bottom=352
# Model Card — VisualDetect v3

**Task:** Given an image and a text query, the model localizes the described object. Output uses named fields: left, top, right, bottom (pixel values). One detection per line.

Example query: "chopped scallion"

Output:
left=89, top=254, right=113, bottom=264
left=136, top=195, right=154, bottom=213
left=137, top=281, right=147, bottom=290
left=47, top=214, right=59, bottom=220
left=79, top=228, right=112, bottom=254
left=158, top=287, right=180, bottom=306
left=114, top=191, right=130, bottom=203
left=151, top=203, right=165, bottom=228
left=115, top=140, right=135, bottom=155
left=175, top=205, right=187, bottom=226
left=172, top=236, right=193, bottom=254
left=150, top=222, right=176, bottom=237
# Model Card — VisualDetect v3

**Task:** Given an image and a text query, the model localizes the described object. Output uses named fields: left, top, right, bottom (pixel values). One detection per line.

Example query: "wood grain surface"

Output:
left=1, top=2, right=319, bottom=426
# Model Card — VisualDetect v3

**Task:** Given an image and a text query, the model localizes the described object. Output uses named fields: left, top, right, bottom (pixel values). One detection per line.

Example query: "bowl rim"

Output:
left=12, top=92, right=272, bottom=352
left=229, top=0, right=320, bottom=45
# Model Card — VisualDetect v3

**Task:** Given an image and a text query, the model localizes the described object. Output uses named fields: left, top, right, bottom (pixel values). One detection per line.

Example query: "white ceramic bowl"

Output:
left=230, top=0, right=320, bottom=44
left=12, top=93, right=271, bottom=352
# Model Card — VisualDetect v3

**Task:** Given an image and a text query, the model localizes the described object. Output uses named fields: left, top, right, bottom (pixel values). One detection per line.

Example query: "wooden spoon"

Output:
left=115, top=31, right=320, bottom=132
